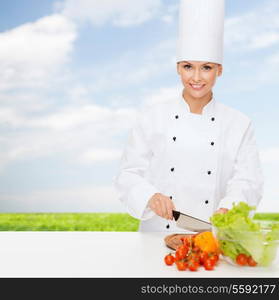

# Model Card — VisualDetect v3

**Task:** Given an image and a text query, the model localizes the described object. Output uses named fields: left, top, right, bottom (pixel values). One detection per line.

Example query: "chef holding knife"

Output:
left=114, top=0, right=263, bottom=232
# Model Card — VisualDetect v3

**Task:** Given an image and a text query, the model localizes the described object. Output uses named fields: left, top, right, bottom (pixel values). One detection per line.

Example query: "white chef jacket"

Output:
left=114, top=95, right=264, bottom=232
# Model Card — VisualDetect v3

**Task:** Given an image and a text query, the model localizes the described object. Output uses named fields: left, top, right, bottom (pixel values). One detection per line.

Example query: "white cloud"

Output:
left=58, top=0, right=163, bottom=27
left=28, top=105, right=136, bottom=132
left=29, top=105, right=113, bottom=130
left=266, top=52, right=279, bottom=64
left=88, top=38, right=177, bottom=96
left=0, top=14, right=76, bottom=91
left=0, top=107, right=24, bottom=127
left=0, top=22, right=177, bottom=171
left=0, top=103, right=137, bottom=171
left=0, top=83, right=182, bottom=170
left=0, top=185, right=125, bottom=212
left=257, top=162, right=279, bottom=212
left=257, top=191, right=279, bottom=212
left=78, top=148, right=122, bottom=164
left=160, top=2, right=179, bottom=24
left=257, top=146, right=279, bottom=212
left=250, top=32, right=279, bottom=49
left=142, top=85, right=181, bottom=107
left=225, top=0, right=279, bottom=52
left=0, top=91, right=53, bottom=113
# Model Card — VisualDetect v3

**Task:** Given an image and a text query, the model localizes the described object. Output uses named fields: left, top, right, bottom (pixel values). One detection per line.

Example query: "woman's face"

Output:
left=177, top=61, right=222, bottom=100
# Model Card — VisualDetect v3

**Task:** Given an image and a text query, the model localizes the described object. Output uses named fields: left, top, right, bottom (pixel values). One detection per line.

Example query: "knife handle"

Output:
left=172, top=210, right=180, bottom=221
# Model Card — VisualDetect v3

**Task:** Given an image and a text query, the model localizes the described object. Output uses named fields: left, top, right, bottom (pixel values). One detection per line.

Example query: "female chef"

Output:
left=114, top=0, right=263, bottom=232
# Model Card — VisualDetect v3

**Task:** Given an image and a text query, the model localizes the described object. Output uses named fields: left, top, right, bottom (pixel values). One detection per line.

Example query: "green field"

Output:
left=0, top=213, right=140, bottom=231
left=0, top=212, right=277, bottom=231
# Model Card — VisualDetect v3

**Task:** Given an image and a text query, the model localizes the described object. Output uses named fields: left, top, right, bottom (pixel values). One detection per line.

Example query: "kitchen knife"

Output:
left=172, top=210, right=211, bottom=232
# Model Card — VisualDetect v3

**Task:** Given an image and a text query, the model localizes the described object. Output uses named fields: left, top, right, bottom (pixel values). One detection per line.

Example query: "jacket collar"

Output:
left=176, top=92, right=216, bottom=116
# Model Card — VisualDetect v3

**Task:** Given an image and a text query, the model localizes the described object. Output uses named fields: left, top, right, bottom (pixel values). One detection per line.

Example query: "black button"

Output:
left=205, top=200, right=209, bottom=204
left=166, top=224, right=170, bottom=229
left=170, top=196, right=173, bottom=200
left=170, top=168, right=174, bottom=172
left=173, top=137, right=176, bottom=141
left=175, top=115, right=179, bottom=119
left=207, top=171, right=211, bottom=175
left=211, top=142, right=214, bottom=146
left=211, top=117, right=215, bottom=121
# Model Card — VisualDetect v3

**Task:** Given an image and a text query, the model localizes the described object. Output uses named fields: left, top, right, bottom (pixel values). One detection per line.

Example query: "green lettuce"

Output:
left=210, top=202, right=279, bottom=266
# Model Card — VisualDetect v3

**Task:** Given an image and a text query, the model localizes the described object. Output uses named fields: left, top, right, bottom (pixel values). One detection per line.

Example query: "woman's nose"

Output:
left=193, top=69, right=202, bottom=82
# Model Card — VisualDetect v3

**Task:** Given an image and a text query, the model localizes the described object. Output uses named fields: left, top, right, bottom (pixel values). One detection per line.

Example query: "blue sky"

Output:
left=0, top=0, right=278, bottom=213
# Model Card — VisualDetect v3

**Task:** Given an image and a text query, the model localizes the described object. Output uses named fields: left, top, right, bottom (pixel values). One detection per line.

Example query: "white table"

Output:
left=0, top=232, right=278, bottom=277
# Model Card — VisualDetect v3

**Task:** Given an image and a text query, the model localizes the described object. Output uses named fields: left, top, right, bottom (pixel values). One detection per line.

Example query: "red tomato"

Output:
left=204, top=259, right=215, bottom=271
left=208, top=254, right=219, bottom=265
left=175, top=245, right=188, bottom=260
left=188, top=260, right=200, bottom=271
left=199, top=252, right=209, bottom=265
left=192, top=246, right=201, bottom=253
left=189, top=253, right=200, bottom=263
left=164, top=254, right=175, bottom=266
left=247, top=256, right=257, bottom=267
left=236, top=253, right=248, bottom=266
left=176, top=260, right=188, bottom=271
left=181, top=244, right=189, bottom=254
left=182, top=236, right=191, bottom=247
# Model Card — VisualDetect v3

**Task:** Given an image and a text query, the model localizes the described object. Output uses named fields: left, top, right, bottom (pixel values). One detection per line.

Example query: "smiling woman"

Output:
left=114, top=0, right=264, bottom=233
left=177, top=61, right=223, bottom=114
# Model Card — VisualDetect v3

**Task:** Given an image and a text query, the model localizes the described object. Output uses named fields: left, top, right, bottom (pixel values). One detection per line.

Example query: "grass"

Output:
left=253, top=213, right=279, bottom=221
left=0, top=213, right=140, bottom=231
left=0, top=212, right=277, bottom=231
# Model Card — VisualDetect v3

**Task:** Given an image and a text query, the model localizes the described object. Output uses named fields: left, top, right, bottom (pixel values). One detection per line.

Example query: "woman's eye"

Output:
left=203, top=65, right=212, bottom=71
left=183, top=64, right=192, bottom=70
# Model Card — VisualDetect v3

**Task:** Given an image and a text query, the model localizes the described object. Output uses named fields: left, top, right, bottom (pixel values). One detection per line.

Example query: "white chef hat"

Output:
left=177, top=0, right=225, bottom=64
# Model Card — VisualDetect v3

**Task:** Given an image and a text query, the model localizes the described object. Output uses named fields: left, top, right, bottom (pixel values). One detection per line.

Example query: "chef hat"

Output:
left=177, top=0, right=225, bottom=64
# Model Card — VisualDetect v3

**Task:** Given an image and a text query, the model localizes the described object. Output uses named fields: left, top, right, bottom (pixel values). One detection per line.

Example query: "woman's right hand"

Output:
left=148, top=193, right=175, bottom=220
left=214, top=207, right=229, bottom=214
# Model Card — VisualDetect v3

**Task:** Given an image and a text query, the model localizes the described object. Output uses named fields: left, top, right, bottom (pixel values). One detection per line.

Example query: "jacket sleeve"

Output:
left=114, top=111, right=158, bottom=220
left=218, top=122, right=264, bottom=211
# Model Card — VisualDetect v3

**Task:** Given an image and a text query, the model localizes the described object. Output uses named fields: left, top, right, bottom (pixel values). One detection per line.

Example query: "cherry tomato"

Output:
left=188, top=259, right=200, bottom=271
left=182, top=236, right=191, bottom=247
left=184, top=237, right=194, bottom=249
left=192, top=246, right=201, bottom=253
left=188, top=252, right=200, bottom=263
left=176, top=260, right=188, bottom=271
left=236, top=253, right=248, bottom=266
left=175, top=245, right=188, bottom=260
left=204, top=259, right=215, bottom=271
left=247, top=256, right=257, bottom=267
left=199, top=252, right=209, bottom=265
left=164, top=254, right=175, bottom=266
left=181, top=244, right=189, bottom=254
left=208, top=253, right=219, bottom=265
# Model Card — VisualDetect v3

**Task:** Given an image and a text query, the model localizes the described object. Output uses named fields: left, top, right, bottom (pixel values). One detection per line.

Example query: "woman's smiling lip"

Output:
left=189, top=83, right=205, bottom=91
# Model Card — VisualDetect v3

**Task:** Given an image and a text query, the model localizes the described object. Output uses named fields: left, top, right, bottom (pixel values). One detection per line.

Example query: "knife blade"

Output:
left=172, top=210, right=211, bottom=232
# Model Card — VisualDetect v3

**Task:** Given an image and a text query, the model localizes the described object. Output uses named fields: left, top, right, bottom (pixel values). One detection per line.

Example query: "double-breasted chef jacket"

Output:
left=114, top=94, right=264, bottom=232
